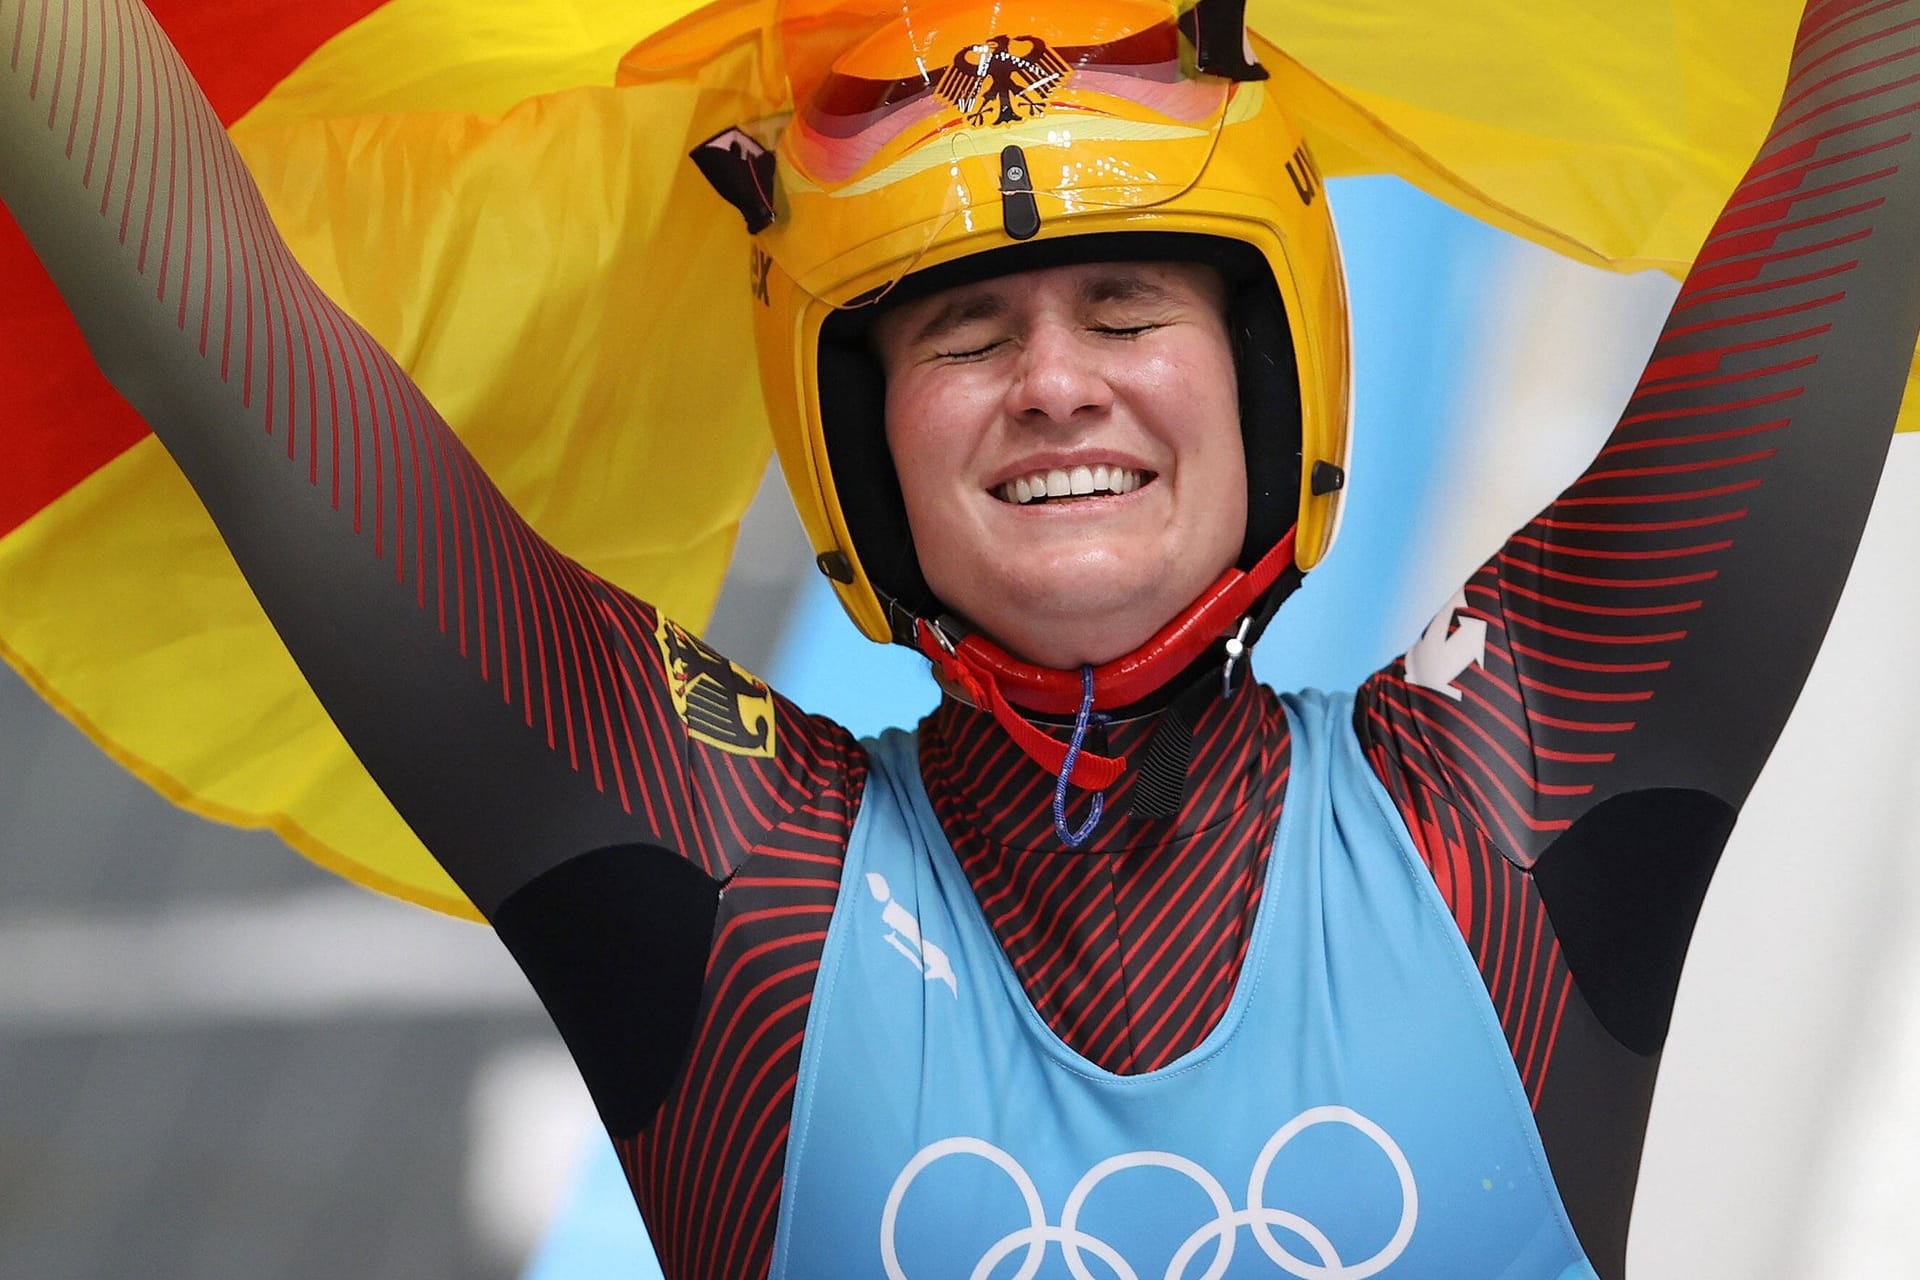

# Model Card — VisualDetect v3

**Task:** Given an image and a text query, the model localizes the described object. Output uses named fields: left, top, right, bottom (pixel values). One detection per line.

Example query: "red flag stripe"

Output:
left=1, top=0, right=387, bottom=541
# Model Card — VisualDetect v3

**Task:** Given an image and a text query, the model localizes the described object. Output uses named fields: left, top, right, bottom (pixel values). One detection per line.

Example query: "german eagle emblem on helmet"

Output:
left=935, top=34, right=1072, bottom=126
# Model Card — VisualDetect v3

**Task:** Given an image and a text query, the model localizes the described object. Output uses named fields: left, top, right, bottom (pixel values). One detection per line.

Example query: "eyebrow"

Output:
left=898, top=270, right=1188, bottom=349
left=903, top=291, right=1010, bottom=348
left=1076, top=272, right=1181, bottom=307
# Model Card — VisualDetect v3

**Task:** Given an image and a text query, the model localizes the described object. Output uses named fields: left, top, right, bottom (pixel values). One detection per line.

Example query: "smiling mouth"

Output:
left=994, top=465, right=1151, bottom=505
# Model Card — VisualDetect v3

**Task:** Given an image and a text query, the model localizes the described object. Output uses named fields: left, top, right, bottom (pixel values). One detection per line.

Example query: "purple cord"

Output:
left=1052, top=665, right=1109, bottom=848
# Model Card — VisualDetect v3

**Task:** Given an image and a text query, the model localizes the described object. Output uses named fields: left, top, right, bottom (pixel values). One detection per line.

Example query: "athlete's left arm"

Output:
left=1357, top=4, right=1920, bottom=1054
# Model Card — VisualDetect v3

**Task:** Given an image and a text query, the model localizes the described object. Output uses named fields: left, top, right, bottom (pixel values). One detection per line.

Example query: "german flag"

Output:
left=4, top=0, right=1912, bottom=918
left=0, top=0, right=766, bottom=918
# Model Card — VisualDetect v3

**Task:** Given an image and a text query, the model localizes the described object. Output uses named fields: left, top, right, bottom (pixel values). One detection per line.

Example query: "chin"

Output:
left=962, top=581, right=1179, bottom=669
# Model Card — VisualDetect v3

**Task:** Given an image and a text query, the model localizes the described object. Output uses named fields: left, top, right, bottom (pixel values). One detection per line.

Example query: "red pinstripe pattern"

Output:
left=58, top=0, right=80, bottom=152
left=1362, top=742, right=1574, bottom=1099
left=120, top=5, right=144, bottom=247
left=24, top=0, right=46, bottom=100
left=6, top=39, right=878, bottom=1278
left=10, top=13, right=864, bottom=1280
left=922, top=683, right=1290, bottom=1075
left=1356, top=0, right=1917, bottom=1103
left=621, top=773, right=860, bottom=1280
left=6, top=0, right=871, bottom=885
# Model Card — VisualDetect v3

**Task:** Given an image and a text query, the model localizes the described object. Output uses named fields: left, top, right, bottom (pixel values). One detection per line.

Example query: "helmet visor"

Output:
left=777, top=0, right=1234, bottom=302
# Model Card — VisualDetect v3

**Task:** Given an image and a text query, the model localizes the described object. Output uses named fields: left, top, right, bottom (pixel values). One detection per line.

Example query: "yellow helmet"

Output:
left=684, top=0, right=1351, bottom=682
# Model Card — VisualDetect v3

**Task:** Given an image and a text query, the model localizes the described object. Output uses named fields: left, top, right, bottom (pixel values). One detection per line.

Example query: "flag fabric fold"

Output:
left=2, top=0, right=1909, bottom=918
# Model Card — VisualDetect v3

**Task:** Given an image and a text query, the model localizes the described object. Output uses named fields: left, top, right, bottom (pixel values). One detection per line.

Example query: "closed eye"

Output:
left=934, top=339, right=1005, bottom=361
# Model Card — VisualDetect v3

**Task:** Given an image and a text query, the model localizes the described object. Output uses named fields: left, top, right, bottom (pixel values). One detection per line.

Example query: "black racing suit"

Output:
left=3, top=1, right=1918, bottom=1276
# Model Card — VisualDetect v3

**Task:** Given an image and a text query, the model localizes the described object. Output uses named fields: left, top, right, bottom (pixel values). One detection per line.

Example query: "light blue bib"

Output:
left=771, top=690, right=1596, bottom=1280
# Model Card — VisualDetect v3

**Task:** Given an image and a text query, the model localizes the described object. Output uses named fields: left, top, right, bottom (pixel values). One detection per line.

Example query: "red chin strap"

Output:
left=914, top=527, right=1299, bottom=789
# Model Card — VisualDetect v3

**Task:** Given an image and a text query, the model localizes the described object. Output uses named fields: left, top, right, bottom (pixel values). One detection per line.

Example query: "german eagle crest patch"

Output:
left=652, top=617, right=777, bottom=758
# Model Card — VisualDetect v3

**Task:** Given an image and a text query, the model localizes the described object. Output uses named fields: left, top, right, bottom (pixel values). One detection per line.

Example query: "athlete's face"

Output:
left=875, top=261, right=1246, bottom=669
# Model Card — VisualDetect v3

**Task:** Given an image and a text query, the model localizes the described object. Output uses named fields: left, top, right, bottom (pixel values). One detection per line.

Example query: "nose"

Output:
left=1003, top=320, right=1112, bottom=427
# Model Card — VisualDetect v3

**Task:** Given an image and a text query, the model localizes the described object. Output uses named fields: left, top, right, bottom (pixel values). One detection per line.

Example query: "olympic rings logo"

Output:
left=879, top=1105, right=1417, bottom=1280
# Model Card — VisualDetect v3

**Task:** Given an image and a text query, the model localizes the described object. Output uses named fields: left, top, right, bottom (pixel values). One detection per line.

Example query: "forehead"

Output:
left=872, top=259, right=1225, bottom=354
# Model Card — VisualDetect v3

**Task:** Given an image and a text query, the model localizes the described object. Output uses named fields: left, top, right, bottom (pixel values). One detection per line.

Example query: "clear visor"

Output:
left=778, top=0, right=1233, bottom=302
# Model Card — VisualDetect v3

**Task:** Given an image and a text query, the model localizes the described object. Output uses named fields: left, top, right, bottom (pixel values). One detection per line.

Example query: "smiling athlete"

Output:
left=3, top=0, right=1919, bottom=1277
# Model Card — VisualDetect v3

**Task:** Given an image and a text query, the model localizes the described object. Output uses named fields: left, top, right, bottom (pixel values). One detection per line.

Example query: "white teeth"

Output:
left=997, top=467, right=1146, bottom=504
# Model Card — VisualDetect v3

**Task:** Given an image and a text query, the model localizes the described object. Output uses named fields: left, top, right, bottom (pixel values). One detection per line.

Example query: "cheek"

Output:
left=883, top=378, right=945, bottom=516
left=1192, top=434, right=1249, bottom=567
left=1212, top=410, right=1251, bottom=553
left=881, top=376, right=974, bottom=592
left=1144, top=346, right=1242, bottom=472
left=1153, top=343, right=1247, bottom=561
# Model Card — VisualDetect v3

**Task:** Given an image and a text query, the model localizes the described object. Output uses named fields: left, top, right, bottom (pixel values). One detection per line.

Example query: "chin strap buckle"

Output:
left=925, top=616, right=960, bottom=657
left=1221, top=614, right=1254, bottom=698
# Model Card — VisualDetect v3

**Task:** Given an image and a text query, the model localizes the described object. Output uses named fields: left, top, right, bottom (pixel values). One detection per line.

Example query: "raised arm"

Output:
left=1355, top=2, right=1920, bottom=1263
left=0, top=0, right=859, bottom=915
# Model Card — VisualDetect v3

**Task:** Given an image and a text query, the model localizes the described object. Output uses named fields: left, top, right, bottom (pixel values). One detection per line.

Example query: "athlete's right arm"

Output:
left=0, top=0, right=859, bottom=921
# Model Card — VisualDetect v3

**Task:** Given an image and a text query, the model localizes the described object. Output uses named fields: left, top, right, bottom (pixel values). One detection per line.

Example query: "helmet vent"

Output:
left=690, top=127, right=778, bottom=234
left=998, top=145, right=1041, bottom=241
left=1179, top=0, right=1270, bottom=82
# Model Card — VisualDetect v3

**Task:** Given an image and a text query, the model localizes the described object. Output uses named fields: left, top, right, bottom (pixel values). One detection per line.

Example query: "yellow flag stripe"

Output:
left=234, top=0, right=710, bottom=127
left=0, top=438, right=480, bottom=916
left=9, top=40, right=770, bottom=916
left=0, top=624, right=478, bottom=915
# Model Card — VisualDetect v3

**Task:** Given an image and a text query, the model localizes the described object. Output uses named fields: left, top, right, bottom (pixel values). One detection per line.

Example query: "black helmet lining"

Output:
left=814, top=230, right=1303, bottom=642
